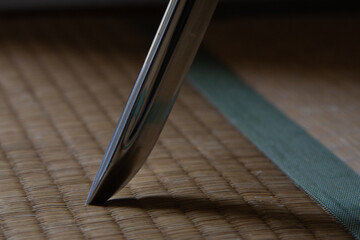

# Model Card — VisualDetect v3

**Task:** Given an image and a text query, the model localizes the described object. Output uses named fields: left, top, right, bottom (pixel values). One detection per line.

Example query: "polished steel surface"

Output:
left=86, top=0, right=219, bottom=205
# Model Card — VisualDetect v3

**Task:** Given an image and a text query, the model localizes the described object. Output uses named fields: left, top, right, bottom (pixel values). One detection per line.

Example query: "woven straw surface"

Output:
left=0, top=15, right=353, bottom=239
left=204, top=13, right=360, bottom=174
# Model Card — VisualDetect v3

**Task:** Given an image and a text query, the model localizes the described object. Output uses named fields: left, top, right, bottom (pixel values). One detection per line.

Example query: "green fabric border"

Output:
left=188, top=49, right=360, bottom=239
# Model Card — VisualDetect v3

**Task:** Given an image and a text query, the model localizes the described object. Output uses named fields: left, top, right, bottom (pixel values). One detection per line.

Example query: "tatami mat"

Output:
left=0, top=15, right=353, bottom=239
left=204, top=14, right=360, bottom=174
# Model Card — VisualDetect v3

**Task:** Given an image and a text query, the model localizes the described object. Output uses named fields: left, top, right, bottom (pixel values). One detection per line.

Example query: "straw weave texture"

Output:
left=0, top=15, right=353, bottom=239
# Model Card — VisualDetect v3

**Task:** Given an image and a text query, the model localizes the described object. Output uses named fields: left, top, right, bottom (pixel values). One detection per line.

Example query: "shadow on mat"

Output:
left=103, top=195, right=338, bottom=227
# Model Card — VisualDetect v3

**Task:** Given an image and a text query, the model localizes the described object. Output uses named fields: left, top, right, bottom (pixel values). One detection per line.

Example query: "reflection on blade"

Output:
left=86, top=0, right=219, bottom=205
